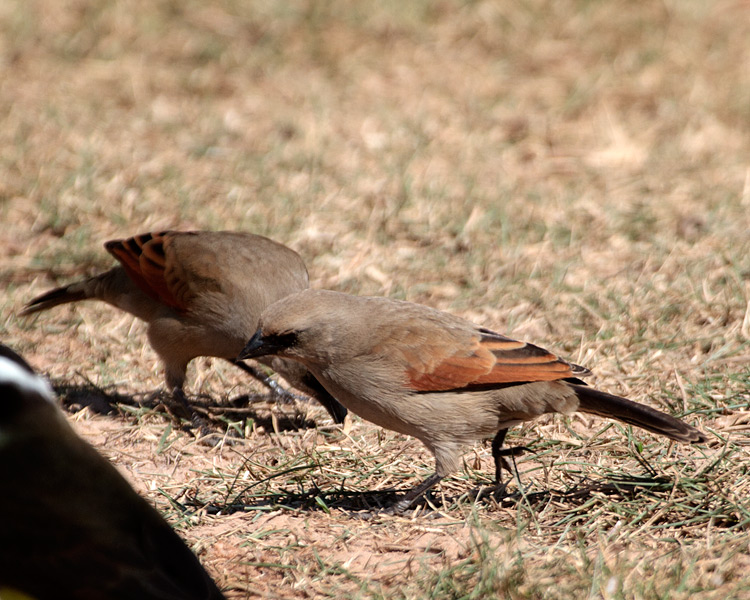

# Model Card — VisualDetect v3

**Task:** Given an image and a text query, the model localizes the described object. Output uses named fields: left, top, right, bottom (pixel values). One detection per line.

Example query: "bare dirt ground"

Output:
left=1, top=1, right=749, bottom=597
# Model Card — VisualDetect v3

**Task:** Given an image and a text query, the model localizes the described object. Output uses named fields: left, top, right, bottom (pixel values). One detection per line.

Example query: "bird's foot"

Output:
left=231, top=360, right=306, bottom=403
left=166, top=387, right=221, bottom=443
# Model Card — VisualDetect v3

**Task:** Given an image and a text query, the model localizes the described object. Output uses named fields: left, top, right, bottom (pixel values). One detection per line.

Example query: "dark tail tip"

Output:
left=573, top=384, right=707, bottom=444
left=20, top=285, right=87, bottom=316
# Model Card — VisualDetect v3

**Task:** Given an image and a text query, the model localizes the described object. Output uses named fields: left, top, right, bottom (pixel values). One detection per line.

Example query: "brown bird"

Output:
left=239, top=289, right=707, bottom=512
left=0, top=344, right=226, bottom=599
left=20, top=231, right=346, bottom=425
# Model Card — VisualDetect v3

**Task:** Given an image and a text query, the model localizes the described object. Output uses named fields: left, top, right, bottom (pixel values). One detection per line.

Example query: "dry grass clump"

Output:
left=1, top=0, right=749, bottom=597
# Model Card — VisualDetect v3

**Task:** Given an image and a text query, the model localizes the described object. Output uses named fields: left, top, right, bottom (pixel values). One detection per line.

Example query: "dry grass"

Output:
left=2, top=0, right=749, bottom=597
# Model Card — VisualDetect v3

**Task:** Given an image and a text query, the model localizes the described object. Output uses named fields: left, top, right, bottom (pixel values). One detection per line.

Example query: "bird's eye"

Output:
left=269, top=331, right=299, bottom=349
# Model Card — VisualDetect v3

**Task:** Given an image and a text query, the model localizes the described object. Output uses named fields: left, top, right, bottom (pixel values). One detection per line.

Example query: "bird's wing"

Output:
left=404, top=327, right=590, bottom=391
left=105, top=231, right=190, bottom=312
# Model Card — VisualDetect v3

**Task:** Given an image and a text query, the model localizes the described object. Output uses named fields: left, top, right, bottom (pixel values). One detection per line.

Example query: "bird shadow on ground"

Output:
left=186, top=474, right=677, bottom=517
left=51, top=381, right=320, bottom=434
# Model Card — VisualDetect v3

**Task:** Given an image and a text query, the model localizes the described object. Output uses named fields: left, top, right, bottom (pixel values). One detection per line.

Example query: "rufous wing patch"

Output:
left=105, top=231, right=186, bottom=311
left=105, top=233, right=154, bottom=299
left=407, top=349, right=495, bottom=390
left=406, top=327, right=589, bottom=391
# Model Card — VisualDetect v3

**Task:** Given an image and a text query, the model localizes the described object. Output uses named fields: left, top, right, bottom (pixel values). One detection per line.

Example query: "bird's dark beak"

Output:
left=238, top=329, right=266, bottom=360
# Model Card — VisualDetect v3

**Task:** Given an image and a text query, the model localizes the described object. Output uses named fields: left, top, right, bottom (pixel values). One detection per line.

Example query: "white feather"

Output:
left=0, top=356, right=54, bottom=402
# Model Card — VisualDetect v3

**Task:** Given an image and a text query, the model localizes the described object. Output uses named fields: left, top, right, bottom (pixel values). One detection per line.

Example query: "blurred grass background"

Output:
left=1, top=0, right=749, bottom=597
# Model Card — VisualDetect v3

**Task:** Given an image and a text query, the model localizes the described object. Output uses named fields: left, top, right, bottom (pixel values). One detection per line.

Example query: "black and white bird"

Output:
left=0, top=344, right=226, bottom=599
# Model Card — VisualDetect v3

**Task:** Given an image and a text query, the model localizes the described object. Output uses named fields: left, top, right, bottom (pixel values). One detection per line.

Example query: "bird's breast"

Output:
left=310, top=364, right=500, bottom=446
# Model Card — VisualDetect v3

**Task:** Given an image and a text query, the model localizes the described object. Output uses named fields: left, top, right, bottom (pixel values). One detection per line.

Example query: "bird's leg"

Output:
left=491, top=428, right=530, bottom=484
left=170, top=386, right=194, bottom=418
left=230, top=359, right=306, bottom=402
left=171, top=386, right=212, bottom=438
left=388, top=472, right=444, bottom=514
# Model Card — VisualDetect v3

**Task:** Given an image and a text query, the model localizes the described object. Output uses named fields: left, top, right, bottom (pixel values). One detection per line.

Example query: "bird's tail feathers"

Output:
left=20, top=282, right=90, bottom=316
left=573, top=384, right=707, bottom=444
